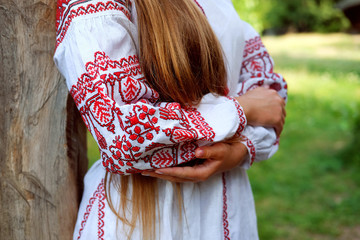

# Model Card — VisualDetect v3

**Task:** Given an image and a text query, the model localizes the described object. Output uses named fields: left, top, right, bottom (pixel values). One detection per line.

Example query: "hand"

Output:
left=236, top=87, right=286, bottom=136
left=141, top=141, right=248, bottom=182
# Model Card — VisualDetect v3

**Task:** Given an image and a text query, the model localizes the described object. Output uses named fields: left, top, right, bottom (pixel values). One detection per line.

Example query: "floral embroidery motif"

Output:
left=237, top=36, right=287, bottom=166
left=238, top=37, right=287, bottom=100
left=57, top=1, right=247, bottom=175
left=69, top=51, right=215, bottom=174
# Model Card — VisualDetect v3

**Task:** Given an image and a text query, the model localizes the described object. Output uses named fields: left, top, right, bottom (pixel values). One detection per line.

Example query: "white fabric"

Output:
left=54, top=0, right=287, bottom=239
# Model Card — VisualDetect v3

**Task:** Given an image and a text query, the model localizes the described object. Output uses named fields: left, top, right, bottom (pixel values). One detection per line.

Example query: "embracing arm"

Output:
left=236, top=21, right=288, bottom=168
left=54, top=0, right=246, bottom=174
left=142, top=21, right=287, bottom=182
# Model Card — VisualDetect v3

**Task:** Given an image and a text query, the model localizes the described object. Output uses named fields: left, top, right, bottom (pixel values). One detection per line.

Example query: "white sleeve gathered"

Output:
left=236, top=22, right=288, bottom=169
left=54, top=0, right=246, bottom=175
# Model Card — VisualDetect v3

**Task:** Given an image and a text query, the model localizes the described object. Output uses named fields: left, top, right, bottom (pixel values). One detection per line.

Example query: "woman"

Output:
left=54, top=0, right=287, bottom=239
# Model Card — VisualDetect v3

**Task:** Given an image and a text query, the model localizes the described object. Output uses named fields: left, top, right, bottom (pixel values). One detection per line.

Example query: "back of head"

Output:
left=107, top=1, right=227, bottom=239
left=136, top=0, right=227, bottom=106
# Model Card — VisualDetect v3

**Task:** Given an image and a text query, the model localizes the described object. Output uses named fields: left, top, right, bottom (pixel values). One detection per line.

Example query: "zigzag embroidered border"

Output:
left=56, top=0, right=130, bottom=49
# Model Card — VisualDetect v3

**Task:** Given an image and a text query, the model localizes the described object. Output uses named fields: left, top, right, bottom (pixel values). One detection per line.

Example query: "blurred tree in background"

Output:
left=233, top=0, right=350, bottom=34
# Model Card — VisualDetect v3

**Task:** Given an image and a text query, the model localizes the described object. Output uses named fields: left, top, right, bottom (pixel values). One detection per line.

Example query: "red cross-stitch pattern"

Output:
left=77, top=179, right=105, bottom=240
left=56, top=0, right=130, bottom=49
left=238, top=36, right=287, bottom=99
left=236, top=36, right=287, bottom=164
left=242, top=36, right=264, bottom=59
left=69, top=51, right=216, bottom=174
left=56, top=0, right=248, bottom=175
left=241, top=135, right=256, bottom=165
left=226, top=97, right=246, bottom=136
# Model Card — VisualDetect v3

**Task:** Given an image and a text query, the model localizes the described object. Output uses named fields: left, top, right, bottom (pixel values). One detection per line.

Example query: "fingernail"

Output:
left=155, top=170, right=163, bottom=175
left=195, top=148, right=204, bottom=158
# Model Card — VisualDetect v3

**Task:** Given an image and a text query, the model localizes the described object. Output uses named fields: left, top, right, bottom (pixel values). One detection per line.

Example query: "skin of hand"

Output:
left=141, top=87, right=286, bottom=182
left=141, top=140, right=248, bottom=182
left=236, top=87, right=286, bottom=137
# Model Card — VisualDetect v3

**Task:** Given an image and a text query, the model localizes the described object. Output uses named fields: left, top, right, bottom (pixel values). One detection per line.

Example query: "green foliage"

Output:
left=88, top=134, right=100, bottom=166
left=232, top=0, right=350, bottom=33
left=340, top=112, right=360, bottom=170
left=249, top=33, right=360, bottom=239
left=232, top=0, right=269, bottom=33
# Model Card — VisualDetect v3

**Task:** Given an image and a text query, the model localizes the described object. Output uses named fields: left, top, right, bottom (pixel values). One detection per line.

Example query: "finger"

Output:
left=141, top=171, right=195, bottom=182
left=276, top=120, right=284, bottom=137
left=281, top=97, right=286, bottom=107
left=154, top=166, right=195, bottom=177
left=282, top=114, right=286, bottom=124
left=274, top=126, right=280, bottom=137
left=195, top=143, right=228, bottom=160
left=274, top=123, right=282, bottom=137
left=155, top=159, right=221, bottom=182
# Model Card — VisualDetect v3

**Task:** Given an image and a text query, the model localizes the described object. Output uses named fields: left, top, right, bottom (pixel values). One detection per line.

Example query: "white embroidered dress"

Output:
left=54, top=0, right=287, bottom=239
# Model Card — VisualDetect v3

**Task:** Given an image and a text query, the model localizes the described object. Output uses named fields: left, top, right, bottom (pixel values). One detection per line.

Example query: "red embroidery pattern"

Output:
left=238, top=36, right=287, bottom=100
left=241, top=135, right=256, bottom=165
left=97, top=180, right=106, bottom=239
left=226, top=97, right=246, bottom=136
left=237, top=36, right=287, bottom=166
left=56, top=0, right=131, bottom=49
left=222, top=173, right=230, bottom=240
left=69, top=51, right=215, bottom=174
left=150, top=147, right=178, bottom=169
left=160, top=103, right=215, bottom=143
left=77, top=179, right=105, bottom=240
left=180, top=141, right=198, bottom=160
left=241, top=51, right=273, bottom=75
left=243, top=36, right=264, bottom=58
left=56, top=0, right=72, bottom=31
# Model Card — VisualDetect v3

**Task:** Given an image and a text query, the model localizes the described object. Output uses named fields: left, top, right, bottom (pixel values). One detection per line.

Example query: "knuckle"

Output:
left=218, top=147, right=226, bottom=156
left=196, top=173, right=209, bottom=182
left=270, top=89, right=278, bottom=96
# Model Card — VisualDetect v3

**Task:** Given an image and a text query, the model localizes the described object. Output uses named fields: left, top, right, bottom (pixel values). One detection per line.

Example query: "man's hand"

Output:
left=236, top=87, right=286, bottom=136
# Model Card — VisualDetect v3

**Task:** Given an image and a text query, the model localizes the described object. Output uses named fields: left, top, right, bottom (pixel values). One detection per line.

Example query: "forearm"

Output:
left=54, top=1, right=247, bottom=174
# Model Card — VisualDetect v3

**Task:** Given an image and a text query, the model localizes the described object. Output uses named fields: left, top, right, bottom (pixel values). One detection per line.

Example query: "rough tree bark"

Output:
left=0, top=1, right=88, bottom=239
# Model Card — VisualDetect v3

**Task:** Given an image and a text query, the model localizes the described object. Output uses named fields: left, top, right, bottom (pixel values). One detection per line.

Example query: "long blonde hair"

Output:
left=105, top=0, right=227, bottom=239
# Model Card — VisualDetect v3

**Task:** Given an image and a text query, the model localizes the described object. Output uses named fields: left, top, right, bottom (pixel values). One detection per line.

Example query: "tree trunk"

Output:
left=0, top=1, right=88, bottom=239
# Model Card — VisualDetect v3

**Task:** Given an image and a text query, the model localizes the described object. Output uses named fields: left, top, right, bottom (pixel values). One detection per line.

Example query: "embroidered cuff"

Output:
left=240, top=135, right=256, bottom=166
left=226, top=96, right=247, bottom=136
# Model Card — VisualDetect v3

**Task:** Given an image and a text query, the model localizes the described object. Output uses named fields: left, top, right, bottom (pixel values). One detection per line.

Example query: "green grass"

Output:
left=86, top=33, right=360, bottom=239
left=249, top=33, right=360, bottom=240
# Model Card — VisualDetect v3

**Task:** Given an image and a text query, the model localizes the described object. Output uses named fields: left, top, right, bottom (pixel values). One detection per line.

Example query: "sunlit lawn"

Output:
left=87, top=33, right=360, bottom=239
left=250, top=33, right=360, bottom=240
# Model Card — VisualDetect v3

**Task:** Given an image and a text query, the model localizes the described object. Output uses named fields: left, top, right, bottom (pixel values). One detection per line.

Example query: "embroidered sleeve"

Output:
left=236, top=22, right=288, bottom=168
left=54, top=0, right=246, bottom=174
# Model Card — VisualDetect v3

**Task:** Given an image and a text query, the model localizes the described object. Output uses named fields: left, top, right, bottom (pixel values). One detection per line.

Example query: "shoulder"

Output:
left=56, top=0, right=132, bottom=49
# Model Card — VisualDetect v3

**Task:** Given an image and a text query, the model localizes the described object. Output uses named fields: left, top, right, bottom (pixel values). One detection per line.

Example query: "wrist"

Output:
left=233, top=141, right=249, bottom=166
left=235, top=96, right=252, bottom=123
